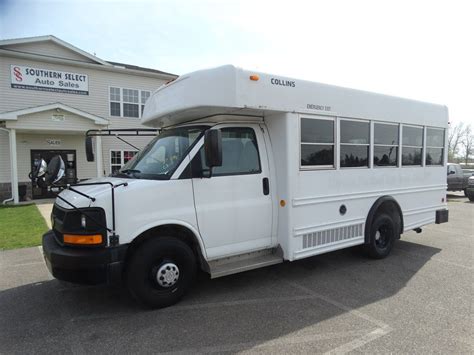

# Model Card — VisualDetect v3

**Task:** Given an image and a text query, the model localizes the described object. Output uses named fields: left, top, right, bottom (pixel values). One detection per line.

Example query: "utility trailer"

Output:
left=42, top=65, right=449, bottom=308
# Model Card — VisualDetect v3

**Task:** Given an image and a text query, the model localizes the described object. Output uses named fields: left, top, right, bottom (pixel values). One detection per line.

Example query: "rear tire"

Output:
left=125, top=237, right=196, bottom=309
left=365, top=213, right=397, bottom=259
left=468, top=194, right=474, bottom=202
left=464, top=189, right=468, bottom=197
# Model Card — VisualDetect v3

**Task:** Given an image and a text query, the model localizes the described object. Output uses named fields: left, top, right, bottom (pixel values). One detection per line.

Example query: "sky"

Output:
left=0, top=0, right=473, bottom=125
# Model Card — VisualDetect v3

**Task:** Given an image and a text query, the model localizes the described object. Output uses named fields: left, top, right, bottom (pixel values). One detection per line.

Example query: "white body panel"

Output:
left=55, top=65, right=449, bottom=267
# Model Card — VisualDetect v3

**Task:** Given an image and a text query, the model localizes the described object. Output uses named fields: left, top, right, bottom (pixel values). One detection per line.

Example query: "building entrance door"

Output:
left=30, top=150, right=77, bottom=199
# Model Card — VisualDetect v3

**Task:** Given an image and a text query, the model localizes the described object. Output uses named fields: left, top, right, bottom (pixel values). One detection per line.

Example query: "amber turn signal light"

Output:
left=249, top=75, right=259, bottom=81
left=63, top=234, right=103, bottom=245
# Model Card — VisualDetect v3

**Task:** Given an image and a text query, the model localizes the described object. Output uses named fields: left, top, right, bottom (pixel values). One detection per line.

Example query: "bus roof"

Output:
left=142, top=65, right=448, bottom=128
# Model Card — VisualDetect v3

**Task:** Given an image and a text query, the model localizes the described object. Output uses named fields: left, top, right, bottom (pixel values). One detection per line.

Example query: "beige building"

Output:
left=0, top=35, right=176, bottom=203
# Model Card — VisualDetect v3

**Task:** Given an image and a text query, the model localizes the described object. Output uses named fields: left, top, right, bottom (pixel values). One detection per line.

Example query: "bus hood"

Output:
left=54, top=177, right=130, bottom=209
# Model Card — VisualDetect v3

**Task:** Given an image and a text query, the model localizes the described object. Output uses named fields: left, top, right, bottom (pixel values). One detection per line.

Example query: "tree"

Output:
left=461, top=124, right=473, bottom=165
left=448, top=122, right=466, bottom=161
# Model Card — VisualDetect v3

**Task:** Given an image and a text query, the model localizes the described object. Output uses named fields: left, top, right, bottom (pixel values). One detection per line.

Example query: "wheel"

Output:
left=125, top=237, right=196, bottom=308
left=464, top=189, right=468, bottom=197
left=365, top=213, right=398, bottom=259
left=468, top=194, right=474, bottom=202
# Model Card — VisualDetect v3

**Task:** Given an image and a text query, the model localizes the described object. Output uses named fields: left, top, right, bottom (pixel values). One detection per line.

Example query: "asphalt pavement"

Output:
left=0, top=193, right=472, bottom=354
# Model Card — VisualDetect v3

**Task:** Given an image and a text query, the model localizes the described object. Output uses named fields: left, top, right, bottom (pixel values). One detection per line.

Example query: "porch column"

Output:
left=9, top=129, right=19, bottom=204
left=95, top=135, right=103, bottom=177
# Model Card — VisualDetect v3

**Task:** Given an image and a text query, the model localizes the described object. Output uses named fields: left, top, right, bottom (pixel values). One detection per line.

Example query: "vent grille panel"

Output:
left=302, top=223, right=363, bottom=249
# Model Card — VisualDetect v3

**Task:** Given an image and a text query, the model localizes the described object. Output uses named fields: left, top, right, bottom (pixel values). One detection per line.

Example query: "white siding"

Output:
left=2, top=41, right=98, bottom=64
left=0, top=56, right=167, bottom=128
left=5, top=109, right=103, bottom=132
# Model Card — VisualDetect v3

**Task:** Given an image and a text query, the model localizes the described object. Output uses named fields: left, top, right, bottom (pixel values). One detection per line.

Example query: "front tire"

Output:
left=125, top=237, right=196, bottom=309
left=365, top=213, right=397, bottom=259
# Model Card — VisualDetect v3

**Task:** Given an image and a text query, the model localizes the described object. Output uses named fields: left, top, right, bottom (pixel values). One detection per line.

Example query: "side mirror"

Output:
left=29, top=155, right=65, bottom=188
left=85, top=136, right=94, bottom=162
left=204, top=130, right=222, bottom=168
left=45, top=155, right=65, bottom=185
left=448, top=170, right=455, bottom=175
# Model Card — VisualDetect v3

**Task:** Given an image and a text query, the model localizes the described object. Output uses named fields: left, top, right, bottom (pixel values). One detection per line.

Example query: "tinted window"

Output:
left=403, top=126, right=423, bottom=146
left=402, top=147, right=422, bottom=165
left=340, top=145, right=369, bottom=167
left=194, top=127, right=261, bottom=176
left=300, top=117, right=335, bottom=167
left=340, top=120, right=369, bottom=144
left=301, top=145, right=334, bottom=166
left=340, top=119, right=369, bottom=168
left=374, top=123, right=399, bottom=167
left=301, top=118, right=334, bottom=143
left=426, top=128, right=444, bottom=147
left=374, top=146, right=398, bottom=166
left=374, top=123, right=399, bottom=145
left=426, top=148, right=443, bottom=165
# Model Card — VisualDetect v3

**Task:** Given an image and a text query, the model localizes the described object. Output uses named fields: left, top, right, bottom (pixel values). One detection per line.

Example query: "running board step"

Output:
left=209, top=247, right=283, bottom=279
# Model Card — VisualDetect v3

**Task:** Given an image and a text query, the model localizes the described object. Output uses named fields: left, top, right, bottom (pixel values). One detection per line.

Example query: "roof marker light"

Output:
left=249, top=75, right=259, bottom=81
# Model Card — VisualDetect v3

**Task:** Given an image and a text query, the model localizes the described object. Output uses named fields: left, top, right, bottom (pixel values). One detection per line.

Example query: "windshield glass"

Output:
left=113, top=126, right=207, bottom=179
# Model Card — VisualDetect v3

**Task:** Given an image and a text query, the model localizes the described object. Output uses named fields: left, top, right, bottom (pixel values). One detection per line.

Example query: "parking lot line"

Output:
left=284, top=280, right=393, bottom=354
left=161, top=329, right=375, bottom=354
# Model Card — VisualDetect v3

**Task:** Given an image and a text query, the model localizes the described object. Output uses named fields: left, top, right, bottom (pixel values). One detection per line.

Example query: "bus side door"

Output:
left=191, top=124, right=273, bottom=259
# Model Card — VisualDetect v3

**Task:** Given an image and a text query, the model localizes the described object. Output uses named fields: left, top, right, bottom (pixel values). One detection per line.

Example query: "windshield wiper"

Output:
left=121, top=169, right=141, bottom=174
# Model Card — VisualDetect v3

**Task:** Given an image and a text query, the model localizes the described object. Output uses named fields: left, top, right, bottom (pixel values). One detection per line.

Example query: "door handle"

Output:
left=262, top=177, right=270, bottom=195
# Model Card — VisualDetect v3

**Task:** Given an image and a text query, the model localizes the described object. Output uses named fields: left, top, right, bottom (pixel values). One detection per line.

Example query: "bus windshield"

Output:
left=113, top=125, right=207, bottom=179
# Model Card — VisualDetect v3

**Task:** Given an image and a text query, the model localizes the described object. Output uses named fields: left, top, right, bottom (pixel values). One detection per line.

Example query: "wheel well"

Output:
left=364, top=196, right=404, bottom=243
left=125, top=224, right=209, bottom=273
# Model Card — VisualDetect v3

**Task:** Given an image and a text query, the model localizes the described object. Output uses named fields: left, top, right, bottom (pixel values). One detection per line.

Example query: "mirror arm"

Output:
left=66, top=186, right=96, bottom=202
left=115, top=136, right=140, bottom=150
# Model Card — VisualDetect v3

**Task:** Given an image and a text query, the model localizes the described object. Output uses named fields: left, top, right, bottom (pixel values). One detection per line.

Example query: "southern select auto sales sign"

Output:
left=10, top=65, right=89, bottom=95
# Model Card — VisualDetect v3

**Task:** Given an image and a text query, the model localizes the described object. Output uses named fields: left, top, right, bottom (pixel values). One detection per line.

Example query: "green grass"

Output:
left=0, top=204, right=49, bottom=250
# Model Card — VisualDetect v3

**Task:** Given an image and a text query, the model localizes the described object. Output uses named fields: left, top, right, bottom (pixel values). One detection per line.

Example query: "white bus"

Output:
left=42, top=65, right=449, bottom=308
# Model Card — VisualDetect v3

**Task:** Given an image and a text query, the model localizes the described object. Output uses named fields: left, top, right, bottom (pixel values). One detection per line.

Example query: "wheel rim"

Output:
left=155, top=262, right=180, bottom=288
left=375, top=225, right=392, bottom=249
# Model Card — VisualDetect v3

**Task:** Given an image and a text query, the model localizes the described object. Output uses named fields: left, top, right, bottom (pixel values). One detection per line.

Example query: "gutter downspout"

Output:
left=0, top=127, right=17, bottom=204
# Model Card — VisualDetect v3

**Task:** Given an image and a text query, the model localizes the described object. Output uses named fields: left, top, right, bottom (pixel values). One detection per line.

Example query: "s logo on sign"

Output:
left=13, top=67, right=23, bottom=82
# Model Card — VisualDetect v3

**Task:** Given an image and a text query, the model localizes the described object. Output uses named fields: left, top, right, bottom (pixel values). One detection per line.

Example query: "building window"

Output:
left=374, top=123, right=399, bottom=167
left=300, top=117, right=335, bottom=168
left=402, top=125, right=423, bottom=166
left=426, top=127, right=444, bottom=165
left=109, top=87, right=151, bottom=118
left=110, top=87, right=121, bottom=116
left=340, top=119, right=369, bottom=168
left=110, top=150, right=138, bottom=173
left=141, top=90, right=151, bottom=114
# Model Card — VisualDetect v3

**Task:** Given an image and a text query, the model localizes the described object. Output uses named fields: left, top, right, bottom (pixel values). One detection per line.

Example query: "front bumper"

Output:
left=42, top=230, right=128, bottom=285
